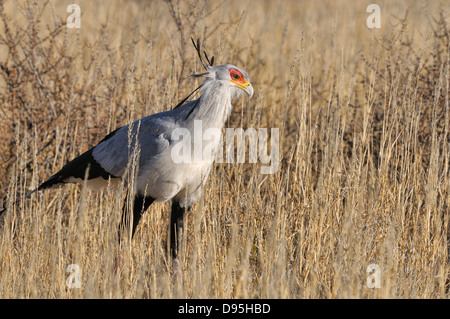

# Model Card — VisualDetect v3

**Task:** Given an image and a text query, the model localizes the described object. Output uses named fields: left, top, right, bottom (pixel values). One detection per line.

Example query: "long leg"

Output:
left=119, top=192, right=154, bottom=242
left=169, top=201, right=189, bottom=259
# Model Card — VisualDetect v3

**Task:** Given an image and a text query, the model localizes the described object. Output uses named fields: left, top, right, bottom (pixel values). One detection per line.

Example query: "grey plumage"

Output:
left=1, top=41, right=253, bottom=258
left=92, top=64, right=252, bottom=207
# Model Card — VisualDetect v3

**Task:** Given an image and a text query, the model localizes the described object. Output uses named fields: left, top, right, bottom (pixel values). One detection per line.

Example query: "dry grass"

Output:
left=0, top=0, right=449, bottom=298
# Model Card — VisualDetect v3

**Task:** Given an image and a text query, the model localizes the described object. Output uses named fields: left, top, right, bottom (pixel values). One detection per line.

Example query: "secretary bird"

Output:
left=0, top=39, right=253, bottom=258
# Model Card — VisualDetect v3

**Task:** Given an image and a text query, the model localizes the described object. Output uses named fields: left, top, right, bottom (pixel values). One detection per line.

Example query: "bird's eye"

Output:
left=229, top=69, right=244, bottom=81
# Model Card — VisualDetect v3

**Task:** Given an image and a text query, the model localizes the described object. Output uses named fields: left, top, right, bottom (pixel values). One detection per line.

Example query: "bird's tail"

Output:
left=0, top=187, right=40, bottom=217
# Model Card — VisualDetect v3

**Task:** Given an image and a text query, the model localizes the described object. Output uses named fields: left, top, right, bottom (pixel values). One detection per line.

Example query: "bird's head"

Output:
left=216, top=64, right=253, bottom=98
left=185, top=38, right=253, bottom=103
left=192, top=64, right=253, bottom=98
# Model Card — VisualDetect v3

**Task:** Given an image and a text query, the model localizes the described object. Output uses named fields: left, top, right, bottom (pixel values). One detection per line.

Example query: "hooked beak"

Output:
left=235, top=81, right=254, bottom=98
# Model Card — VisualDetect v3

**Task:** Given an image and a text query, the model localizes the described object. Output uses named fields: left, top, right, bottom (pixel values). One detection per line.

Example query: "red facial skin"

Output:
left=228, top=69, right=247, bottom=84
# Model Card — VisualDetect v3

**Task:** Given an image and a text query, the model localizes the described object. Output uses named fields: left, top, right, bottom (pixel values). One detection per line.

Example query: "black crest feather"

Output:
left=191, top=37, right=214, bottom=70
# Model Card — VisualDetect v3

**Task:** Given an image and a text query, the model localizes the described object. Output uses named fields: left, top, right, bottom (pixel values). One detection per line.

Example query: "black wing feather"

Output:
left=38, top=128, right=121, bottom=190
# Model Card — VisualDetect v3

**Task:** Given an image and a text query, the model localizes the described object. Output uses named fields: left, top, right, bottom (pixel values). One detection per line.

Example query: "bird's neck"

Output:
left=187, top=81, right=233, bottom=130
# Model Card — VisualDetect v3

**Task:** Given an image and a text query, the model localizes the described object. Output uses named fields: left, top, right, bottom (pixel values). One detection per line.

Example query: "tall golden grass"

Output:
left=0, top=0, right=448, bottom=298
